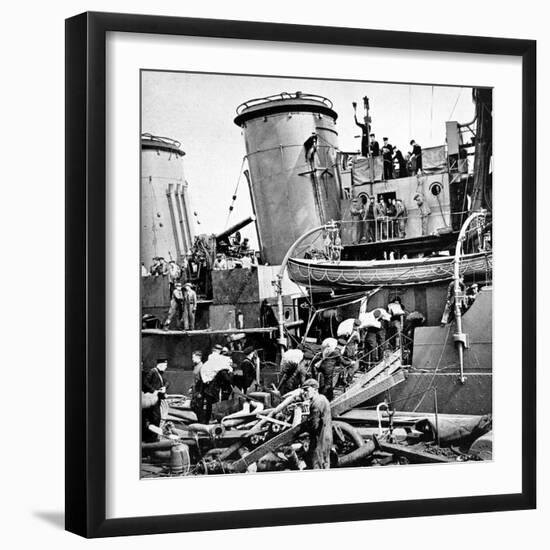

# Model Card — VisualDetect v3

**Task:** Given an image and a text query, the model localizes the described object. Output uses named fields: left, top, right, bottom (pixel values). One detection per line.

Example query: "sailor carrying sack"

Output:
left=141, top=390, right=159, bottom=409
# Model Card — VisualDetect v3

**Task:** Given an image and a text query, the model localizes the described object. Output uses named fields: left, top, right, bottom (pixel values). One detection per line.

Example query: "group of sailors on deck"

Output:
left=353, top=105, right=423, bottom=179
left=349, top=196, right=409, bottom=244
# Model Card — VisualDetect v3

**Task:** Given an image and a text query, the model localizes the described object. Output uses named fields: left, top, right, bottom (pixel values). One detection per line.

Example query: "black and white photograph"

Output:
left=140, top=71, right=493, bottom=478
left=0, top=0, right=543, bottom=545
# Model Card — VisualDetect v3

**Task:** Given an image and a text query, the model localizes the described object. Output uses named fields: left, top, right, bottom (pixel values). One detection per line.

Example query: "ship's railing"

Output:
left=340, top=217, right=411, bottom=246
left=291, top=210, right=488, bottom=261
left=235, top=91, right=334, bottom=115
left=141, top=132, right=182, bottom=149
left=290, top=218, right=415, bottom=262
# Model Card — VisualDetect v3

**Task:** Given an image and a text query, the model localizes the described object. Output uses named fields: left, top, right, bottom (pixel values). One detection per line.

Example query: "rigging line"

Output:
left=224, top=156, right=247, bottom=230
left=408, top=85, right=412, bottom=139
left=436, top=193, right=449, bottom=227
left=148, top=176, right=162, bottom=258
left=448, top=88, right=463, bottom=120
left=430, top=86, right=434, bottom=141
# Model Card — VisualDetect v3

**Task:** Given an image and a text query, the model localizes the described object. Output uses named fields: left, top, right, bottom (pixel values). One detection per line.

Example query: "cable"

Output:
left=448, top=88, right=463, bottom=120
left=224, top=156, right=247, bottom=230
left=430, top=86, right=434, bottom=141
left=409, top=85, right=412, bottom=138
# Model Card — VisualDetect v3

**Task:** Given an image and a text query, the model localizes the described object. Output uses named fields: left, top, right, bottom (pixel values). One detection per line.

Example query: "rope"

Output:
left=430, top=86, right=434, bottom=141
left=448, top=88, right=463, bottom=120
left=148, top=175, right=160, bottom=258
left=408, top=85, right=412, bottom=138
left=436, top=193, right=449, bottom=227
left=224, top=156, right=247, bottom=229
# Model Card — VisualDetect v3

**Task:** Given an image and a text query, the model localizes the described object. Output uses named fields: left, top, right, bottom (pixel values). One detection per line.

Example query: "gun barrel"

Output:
left=215, top=215, right=256, bottom=241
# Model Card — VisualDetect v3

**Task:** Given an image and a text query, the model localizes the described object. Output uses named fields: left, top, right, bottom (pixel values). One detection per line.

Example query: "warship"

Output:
left=140, top=86, right=493, bottom=476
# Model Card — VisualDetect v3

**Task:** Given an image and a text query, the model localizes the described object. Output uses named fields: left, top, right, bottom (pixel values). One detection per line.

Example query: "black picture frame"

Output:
left=65, top=11, right=536, bottom=538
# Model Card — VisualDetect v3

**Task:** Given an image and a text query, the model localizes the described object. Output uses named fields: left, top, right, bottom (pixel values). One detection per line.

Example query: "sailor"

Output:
left=157, top=257, right=169, bottom=277
left=168, top=259, right=182, bottom=294
left=349, top=198, right=365, bottom=244
left=231, top=230, right=242, bottom=249
left=365, top=196, right=376, bottom=243
left=164, top=282, right=184, bottom=330
left=239, top=238, right=250, bottom=256
left=323, top=230, right=333, bottom=259
left=278, top=349, right=308, bottom=394
left=315, top=338, right=348, bottom=401
left=386, top=199, right=397, bottom=239
left=190, top=350, right=204, bottom=417
left=185, top=251, right=197, bottom=281
left=337, top=319, right=361, bottom=384
left=409, top=140, right=423, bottom=174
left=302, top=379, right=333, bottom=470
left=369, top=133, right=380, bottom=157
left=413, top=193, right=432, bottom=236
left=404, top=311, right=426, bottom=340
left=374, top=197, right=387, bottom=240
left=149, top=256, right=160, bottom=276
left=219, top=347, right=234, bottom=400
left=213, top=253, right=227, bottom=270
left=393, top=149, right=409, bottom=177
left=267, top=378, right=333, bottom=469
left=440, top=276, right=466, bottom=325
left=395, top=199, right=408, bottom=238
left=403, top=311, right=426, bottom=362
left=465, top=283, right=479, bottom=308
left=304, top=132, right=318, bottom=164
left=387, top=297, right=406, bottom=348
left=362, top=309, right=382, bottom=363
left=182, top=282, right=197, bottom=331
left=332, top=231, right=342, bottom=262
left=235, top=346, right=258, bottom=392
left=141, top=262, right=149, bottom=277
left=352, top=103, right=370, bottom=157
left=199, top=345, right=234, bottom=423
left=141, top=359, right=168, bottom=442
left=240, top=252, right=253, bottom=269
left=375, top=308, right=390, bottom=359
left=260, top=299, right=277, bottom=328
left=382, top=138, right=394, bottom=180
left=347, top=320, right=362, bottom=356
left=179, top=255, right=188, bottom=284
left=191, top=350, right=204, bottom=386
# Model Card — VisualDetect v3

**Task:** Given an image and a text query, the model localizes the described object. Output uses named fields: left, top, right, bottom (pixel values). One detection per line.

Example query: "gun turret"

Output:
left=215, top=215, right=256, bottom=242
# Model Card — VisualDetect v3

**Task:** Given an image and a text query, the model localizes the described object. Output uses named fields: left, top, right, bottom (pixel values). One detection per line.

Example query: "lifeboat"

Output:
left=287, top=250, right=492, bottom=289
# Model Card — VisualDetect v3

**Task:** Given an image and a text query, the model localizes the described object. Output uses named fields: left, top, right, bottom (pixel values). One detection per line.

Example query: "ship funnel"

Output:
left=141, top=133, right=194, bottom=265
left=234, top=92, right=342, bottom=264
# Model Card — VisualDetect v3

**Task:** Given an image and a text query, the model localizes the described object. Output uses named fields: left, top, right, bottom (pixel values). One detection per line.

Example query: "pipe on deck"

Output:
left=337, top=440, right=376, bottom=467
